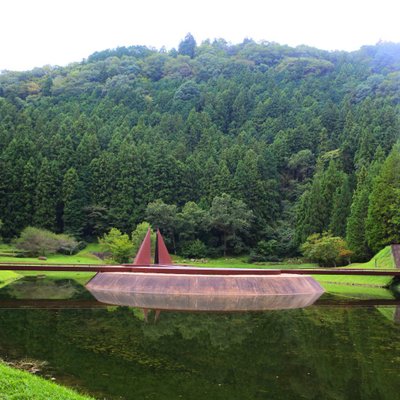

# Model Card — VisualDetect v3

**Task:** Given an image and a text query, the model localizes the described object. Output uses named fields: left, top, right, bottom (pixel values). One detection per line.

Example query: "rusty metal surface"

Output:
left=87, top=288, right=323, bottom=311
left=392, top=245, right=400, bottom=269
left=133, top=228, right=152, bottom=265
left=1, top=264, right=400, bottom=276
left=154, top=229, right=172, bottom=265
left=86, top=272, right=324, bottom=297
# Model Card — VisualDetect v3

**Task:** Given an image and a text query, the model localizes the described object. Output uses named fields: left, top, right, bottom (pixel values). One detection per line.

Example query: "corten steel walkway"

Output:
left=1, top=264, right=400, bottom=276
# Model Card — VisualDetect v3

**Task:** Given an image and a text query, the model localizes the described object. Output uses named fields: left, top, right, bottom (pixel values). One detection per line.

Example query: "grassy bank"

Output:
left=0, top=244, right=102, bottom=287
left=352, top=246, right=395, bottom=269
left=0, top=243, right=104, bottom=265
left=319, top=283, right=395, bottom=299
left=0, top=271, right=21, bottom=289
left=0, top=362, right=94, bottom=400
left=179, top=256, right=316, bottom=269
left=314, top=246, right=395, bottom=290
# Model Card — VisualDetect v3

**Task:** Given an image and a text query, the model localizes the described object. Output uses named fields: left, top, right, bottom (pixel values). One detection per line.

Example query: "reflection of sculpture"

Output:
left=87, top=288, right=323, bottom=312
left=395, top=305, right=400, bottom=324
left=86, top=229, right=324, bottom=312
left=142, top=308, right=161, bottom=323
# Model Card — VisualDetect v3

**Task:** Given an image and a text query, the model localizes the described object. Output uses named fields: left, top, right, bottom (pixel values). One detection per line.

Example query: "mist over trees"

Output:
left=0, top=36, right=399, bottom=258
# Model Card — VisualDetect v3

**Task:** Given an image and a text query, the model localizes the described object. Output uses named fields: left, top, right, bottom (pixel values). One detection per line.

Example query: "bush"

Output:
left=301, top=232, right=352, bottom=267
left=180, top=239, right=207, bottom=258
left=16, top=227, right=59, bottom=256
left=56, top=234, right=79, bottom=255
left=250, top=239, right=283, bottom=262
left=99, top=228, right=133, bottom=263
left=58, top=239, right=86, bottom=255
left=16, top=227, right=79, bottom=256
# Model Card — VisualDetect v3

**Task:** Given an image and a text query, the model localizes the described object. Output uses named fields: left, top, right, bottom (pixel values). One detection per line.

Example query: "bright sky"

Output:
left=2, top=0, right=400, bottom=71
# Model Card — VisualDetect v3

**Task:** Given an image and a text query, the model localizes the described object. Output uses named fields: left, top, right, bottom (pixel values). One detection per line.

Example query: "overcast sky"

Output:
left=1, top=0, right=399, bottom=71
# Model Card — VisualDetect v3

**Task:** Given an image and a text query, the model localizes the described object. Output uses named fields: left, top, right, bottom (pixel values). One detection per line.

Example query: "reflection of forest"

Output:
left=396, top=305, right=400, bottom=323
left=0, top=306, right=399, bottom=400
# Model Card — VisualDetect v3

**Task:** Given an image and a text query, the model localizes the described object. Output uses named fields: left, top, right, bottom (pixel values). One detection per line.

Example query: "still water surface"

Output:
left=0, top=278, right=399, bottom=400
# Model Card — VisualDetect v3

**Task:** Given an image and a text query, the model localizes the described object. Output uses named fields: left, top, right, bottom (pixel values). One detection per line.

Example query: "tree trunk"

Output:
left=223, top=232, right=227, bottom=257
left=172, top=233, right=176, bottom=255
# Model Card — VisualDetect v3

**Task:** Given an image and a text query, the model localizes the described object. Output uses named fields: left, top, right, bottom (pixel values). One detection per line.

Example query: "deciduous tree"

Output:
left=209, top=193, right=253, bottom=256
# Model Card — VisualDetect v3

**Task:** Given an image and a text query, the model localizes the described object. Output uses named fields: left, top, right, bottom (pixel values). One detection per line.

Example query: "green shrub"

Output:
left=250, top=239, right=282, bottom=262
left=15, top=227, right=78, bottom=257
left=99, top=228, right=133, bottom=263
left=181, top=239, right=207, bottom=258
left=301, top=232, right=352, bottom=267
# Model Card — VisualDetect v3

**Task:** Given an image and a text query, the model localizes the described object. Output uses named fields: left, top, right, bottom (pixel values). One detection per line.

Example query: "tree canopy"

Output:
left=0, top=37, right=399, bottom=258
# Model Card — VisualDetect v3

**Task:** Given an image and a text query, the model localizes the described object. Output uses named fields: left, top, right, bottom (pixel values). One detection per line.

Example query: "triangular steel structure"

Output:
left=154, top=229, right=173, bottom=265
left=133, top=228, right=152, bottom=265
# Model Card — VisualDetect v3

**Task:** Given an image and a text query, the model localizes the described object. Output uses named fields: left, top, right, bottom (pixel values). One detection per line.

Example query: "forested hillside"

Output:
left=1, top=35, right=399, bottom=259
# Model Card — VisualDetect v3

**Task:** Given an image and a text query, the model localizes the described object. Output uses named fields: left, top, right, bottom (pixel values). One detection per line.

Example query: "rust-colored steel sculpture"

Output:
left=154, top=229, right=173, bottom=265
left=86, top=272, right=323, bottom=297
left=84, top=230, right=324, bottom=310
left=134, top=228, right=152, bottom=265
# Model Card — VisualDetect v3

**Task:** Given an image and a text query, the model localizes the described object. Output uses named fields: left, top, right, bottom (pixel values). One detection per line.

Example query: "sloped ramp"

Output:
left=392, top=245, right=400, bottom=269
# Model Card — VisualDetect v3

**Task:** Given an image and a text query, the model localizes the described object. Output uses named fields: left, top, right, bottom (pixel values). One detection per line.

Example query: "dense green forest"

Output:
left=1, top=35, right=400, bottom=260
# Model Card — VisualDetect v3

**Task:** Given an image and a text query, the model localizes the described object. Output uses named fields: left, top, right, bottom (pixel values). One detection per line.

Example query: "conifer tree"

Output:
left=366, top=144, right=400, bottom=253
left=109, top=144, right=139, bottom=231
left=214, top=161, right=232, bottom=196
left=296, top=159, right=345, bottom=246
left=329, top=174, right=352, bottom=237
left=320, top=159, right=346, bottom=230
left=20, top=160, right=36, bottom=229
left=33, top=158, right=59, bottom=232
left=62, top=168, right=85, bottom=237
left=234, top=149, right=277, bottom=223
left=178, top=33, right=197, bottom=58
left=346, top=147, right=385, bottom=260
left=346, top=167, right=371, bottom=260
left=295, top=170, right=323, bottom=245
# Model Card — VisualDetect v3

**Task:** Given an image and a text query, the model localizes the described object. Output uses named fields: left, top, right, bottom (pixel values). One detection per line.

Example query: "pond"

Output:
left=0, top=276, right=399, bottom=400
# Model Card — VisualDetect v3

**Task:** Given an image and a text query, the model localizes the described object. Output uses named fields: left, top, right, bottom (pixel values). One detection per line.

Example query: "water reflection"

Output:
left=0, top=303, right=399, bottom=400
left=86, top=288, right=323, bottom=311
left=1, top=277, right=400, bottom=399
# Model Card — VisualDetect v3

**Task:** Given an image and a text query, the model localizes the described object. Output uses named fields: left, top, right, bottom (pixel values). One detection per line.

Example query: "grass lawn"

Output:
left=0, top=244, right=102, bottom=287
left=319, top=283, right=395, bottom=299
left=376, top=306, right=397, bottom=321
left=179, top=256, right=316, bottom=269
left=312, top=246, right=396, bottom=289
left=351, top=246, right=395, bottom=269
left=0, top=362, right=94, bottom=400
left=0, top=271, right=21, bottom=289
left=314, top=274, right=392, bottom=287
left=0, top=243, right=105, bottom=265
left=18, top=271, right=96, bottom=286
